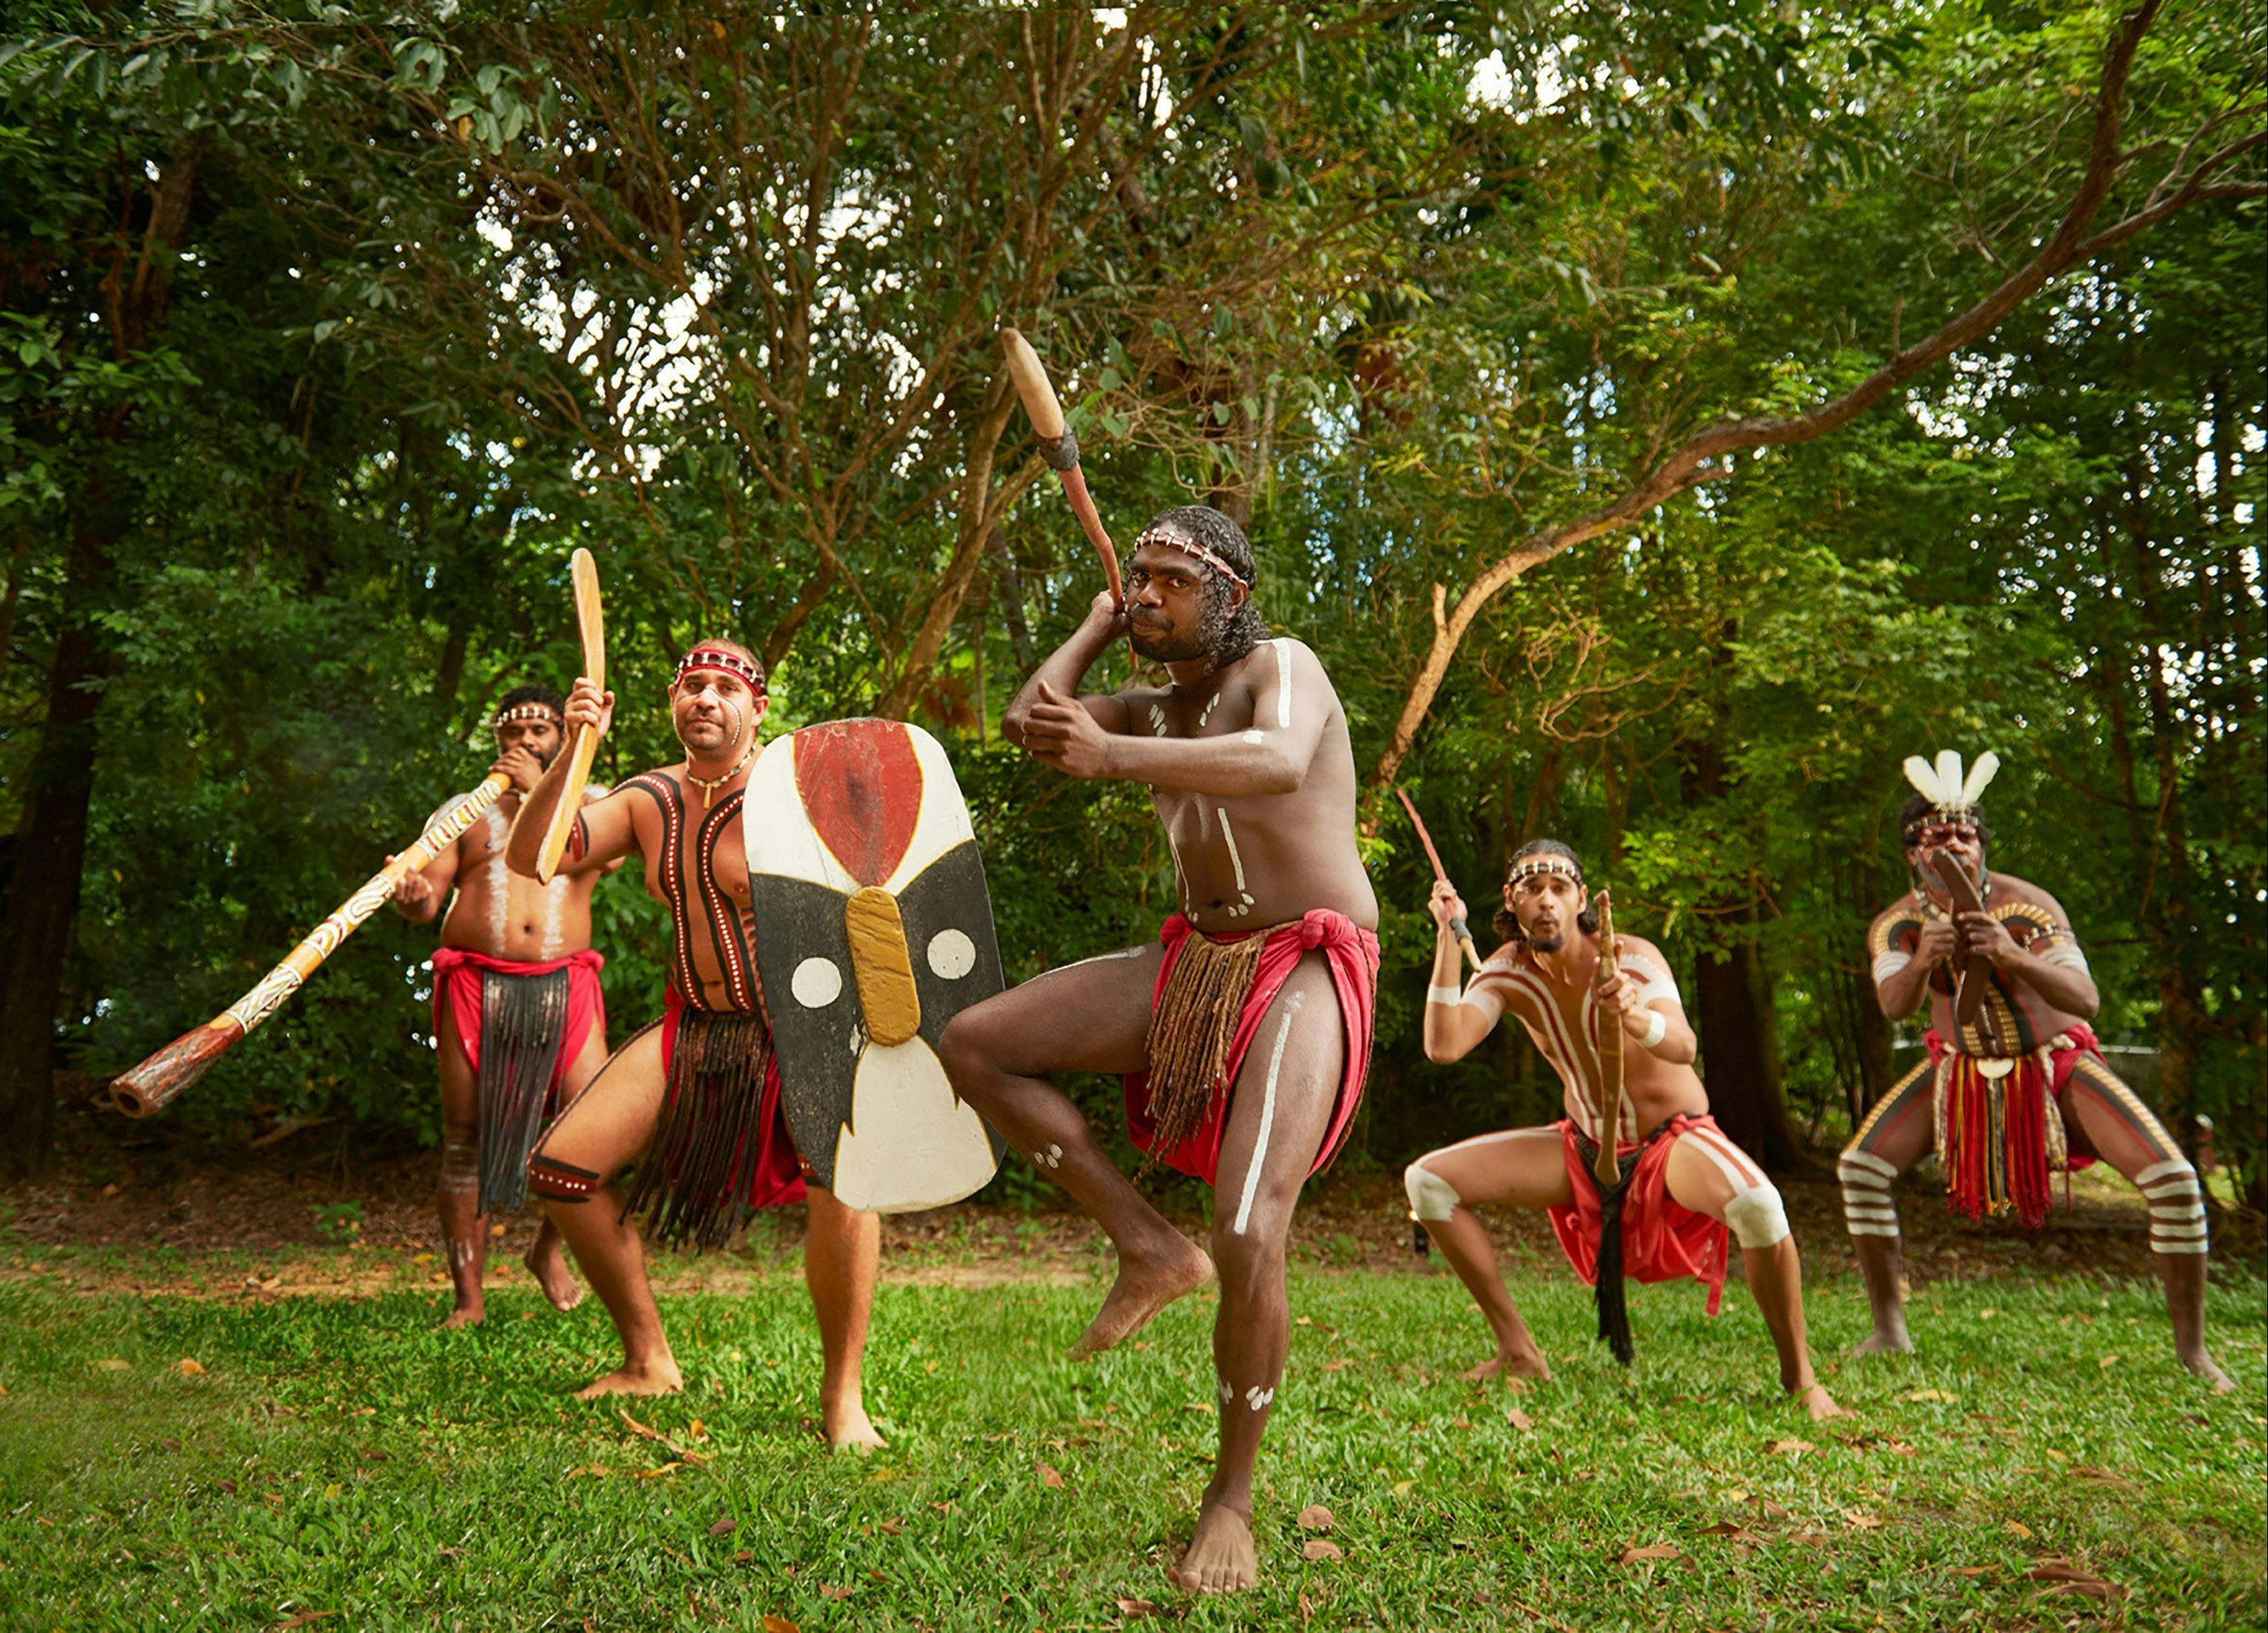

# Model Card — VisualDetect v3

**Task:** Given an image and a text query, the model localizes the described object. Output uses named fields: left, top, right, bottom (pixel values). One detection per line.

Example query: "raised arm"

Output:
left=1420, top=881, right=1504, bottom=1063
left=1001, top=591, right=1131, bottom=746
left=506, top=677, right=633, bottom=878
left=1023, top=637, right=1331, bottom=799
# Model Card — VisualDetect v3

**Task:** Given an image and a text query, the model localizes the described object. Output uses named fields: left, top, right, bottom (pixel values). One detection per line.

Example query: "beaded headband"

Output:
left=1505, top=855, right=1583, bottom=887
left=493, top=702, right=563, bottom=729
left=674, top=645, right=766, bottom=695
left=1134, top=527, right=1251, bottom=590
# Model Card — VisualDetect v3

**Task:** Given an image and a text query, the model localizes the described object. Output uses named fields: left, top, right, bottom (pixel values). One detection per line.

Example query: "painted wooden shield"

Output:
left=744, top=719, right=1005, bottom=1212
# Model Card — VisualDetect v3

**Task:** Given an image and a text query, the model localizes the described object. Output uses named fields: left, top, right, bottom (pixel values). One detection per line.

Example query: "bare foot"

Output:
left=524, top=1242, right=585, bottom=1313
left=1795, top=1381, right=1849, bottom=1421
left=1071, top=1236, right=1212, bottom=1359
left=824, top=1398, right=886, bottom=1453
left=573, top=1359, right=684, bottom=1399
left=1850, top=1328, right=1913, bottom=1357
left=439, top=1301, right=484, bottom=1330
left=1170, top=1498, right=1258, bottom=1595
left=2181, top=1349, right=2236, bottom=1395
left=1465, top=1347, right=1552, bottom=1385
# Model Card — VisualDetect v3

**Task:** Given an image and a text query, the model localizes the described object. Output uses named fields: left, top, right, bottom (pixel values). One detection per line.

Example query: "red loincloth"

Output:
left=1123, top=909, right=1381, bottom=1187
left=431, top=947, right=607, bottom=1114
left=661, top=991, right=809, bottom=1212
left=1924, top=1022, right=2099, bottom=1228
left=1546, top=1112, right=1731, bottom=1316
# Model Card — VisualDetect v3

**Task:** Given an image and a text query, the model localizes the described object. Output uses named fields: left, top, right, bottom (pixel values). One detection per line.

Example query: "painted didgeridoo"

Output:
left=535, top=546, right=605, bottom=883
left=110, top=772, right=514, bottom=1117
left=1000, top=326, right=1125, bottom=610
left=1395, top=787, right=1481, bottom=972
left=1592, top=890, right=1626, bottom=1186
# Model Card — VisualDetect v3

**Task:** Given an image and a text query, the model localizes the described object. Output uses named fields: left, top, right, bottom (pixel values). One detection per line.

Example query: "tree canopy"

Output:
left=2, top=2, right=2260, bottom=1203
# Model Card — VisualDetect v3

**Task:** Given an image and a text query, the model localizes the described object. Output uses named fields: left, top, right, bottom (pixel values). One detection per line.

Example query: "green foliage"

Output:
left=0, top=5, right=2257, bottom=1190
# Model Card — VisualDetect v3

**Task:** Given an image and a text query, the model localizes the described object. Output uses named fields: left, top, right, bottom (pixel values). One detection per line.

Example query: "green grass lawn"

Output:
left=1, top=1255, right=2260, bottom=1631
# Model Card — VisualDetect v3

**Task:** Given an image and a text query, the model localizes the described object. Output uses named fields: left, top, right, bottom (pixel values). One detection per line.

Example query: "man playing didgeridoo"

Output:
left=1406, top=841, right=1843, bottom=1421
left=504, top=641, right=885, bottom=1445
left=941, top=506, right=1380, bottom=1595
left=391, top=684, right=617, bottom=1328
left=1839, top=749, right=2230, bottom=1390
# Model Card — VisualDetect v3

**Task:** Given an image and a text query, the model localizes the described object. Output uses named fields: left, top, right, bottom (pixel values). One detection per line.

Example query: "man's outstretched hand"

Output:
left=1022, top=679, right=1115, bottom=779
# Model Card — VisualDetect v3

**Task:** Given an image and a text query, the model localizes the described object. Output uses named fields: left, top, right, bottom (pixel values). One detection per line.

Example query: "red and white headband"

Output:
left=674, top=645, right=766, bottom=695
left=1135, top=526, right=1250, bottom=590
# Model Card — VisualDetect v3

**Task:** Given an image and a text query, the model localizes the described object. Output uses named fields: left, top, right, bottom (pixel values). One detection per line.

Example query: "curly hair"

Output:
left=1143, top=504, right=1267, bottom=671
left=1491, top=838, right=1600, bottom=943
left=495, top=682, right=566, bottom=718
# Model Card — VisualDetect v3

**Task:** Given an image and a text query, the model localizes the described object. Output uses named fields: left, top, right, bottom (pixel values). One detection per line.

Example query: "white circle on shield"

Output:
left=927, top=929, right=976, bottom=979
left=791, top=956, right=843, bottom=1008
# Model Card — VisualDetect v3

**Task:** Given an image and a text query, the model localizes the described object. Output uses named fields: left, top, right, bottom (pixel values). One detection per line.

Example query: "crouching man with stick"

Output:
left=391, top=684, right=620, bottom=1327
left=1406, top=842, right=1843, bottom=1421
left=504, top=642, right=884, bottom=1447
left=942, top=506, right=1380, bottom=1595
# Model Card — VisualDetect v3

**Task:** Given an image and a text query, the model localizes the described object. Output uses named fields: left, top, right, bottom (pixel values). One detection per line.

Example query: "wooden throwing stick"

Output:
left=535, top=546, right=605, bottom=884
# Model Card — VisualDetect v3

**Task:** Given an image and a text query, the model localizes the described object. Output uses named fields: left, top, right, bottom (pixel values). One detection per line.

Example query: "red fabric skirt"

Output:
left=663, top=991, right=809, bottom=1211
left=1123, top=909, right=1381, bottom=1187
left=431, top=946, right=606, bottom=1113
left=1546, top=1112, right=1731, bottom=1316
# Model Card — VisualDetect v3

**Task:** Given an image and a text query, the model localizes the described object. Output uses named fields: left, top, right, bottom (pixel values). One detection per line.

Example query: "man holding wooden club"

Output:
left=1839, top=749, right=2229, bottom=1390
left=942, top=499, right=1382, bottom=1594
left=505, top=640, right=886, bottom=1446
left=1406, top=840, right=1843, bottom=1420
left=389, top=684, right=620, bottom=1328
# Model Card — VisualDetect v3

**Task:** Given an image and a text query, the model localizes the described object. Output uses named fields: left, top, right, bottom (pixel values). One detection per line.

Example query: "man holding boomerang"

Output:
left=1406, top=839, right=1843, bottom=1420
left=504, top=639, right=886, bottom=1446
left=389, top=682, right=620, bottom=1328
left=1838, top=749, right=2229, bottom=1390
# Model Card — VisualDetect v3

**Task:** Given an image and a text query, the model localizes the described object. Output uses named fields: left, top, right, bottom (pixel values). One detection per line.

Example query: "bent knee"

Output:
left=1403, top=1160, right=1461, bottom=1223
left=1722, top=1181, right=1790, bottom=1250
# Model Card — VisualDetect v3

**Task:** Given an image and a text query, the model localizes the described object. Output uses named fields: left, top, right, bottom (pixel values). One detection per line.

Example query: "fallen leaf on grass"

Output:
left=1115, top=1598, right=1160, bottom=1619
left=274, top=1615, right=338, bottom=1629
left=1770, top=1438, right=1814, bottom=1455
left=1948, top=1567, right=1988, bottom=1577
left=175, top=1359, right=206, bottom=1378
left=761, top=1618, right=800, bottom=1633
left=818, top=1584, right=852, bottom=1601
left=687, top=1418, right=708, bottom=1440
left=1787, top=1530, right=1833, bottom=1545
left=1037, top=1461, right=1066, bottom=1489
left=1506, top=1407, right=1534, bottom=1432
left=2097, top=1354, right=2120, bottom=1369
left=2025, top=1560, right=2123, bottom=1601
left=621, top=1409, right=667, bottom=1443
left=1616, top=1545, right=1684, bottom=1564
left=633, top=1461, right=685, bottom=1480
left=1320, top=1358, right=1353, bottom=1372
left=708, top=1517, right=737, bottom=1537
left=1900, top=1387, right=1956, bottom=1403
left=880, top=1517, right=902, bottom=1536
left=1297, top=1505, right=1335, bottom=1531
left=216, top=1479, right=239, bottom=1494
left=1301, top=1539, right=1344, bottom=1563
left=2072, top=1464, right=2140, bottom=1490
left=733, top=1550, right=753, bottom=1565
left=2004, top=1520, right=2034, bottom=1540
left=1843, top=1511, right=1882, bottom=1531
left=1694, top=1523, right=1759, bottom=1542
left=93, top=1359, right=129, bottom=1373
left=565, top=1464, right=607, bottom=1479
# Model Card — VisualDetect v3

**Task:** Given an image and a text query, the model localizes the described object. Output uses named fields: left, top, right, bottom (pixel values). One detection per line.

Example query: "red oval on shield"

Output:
left=794, top=721, right=923, bottom=886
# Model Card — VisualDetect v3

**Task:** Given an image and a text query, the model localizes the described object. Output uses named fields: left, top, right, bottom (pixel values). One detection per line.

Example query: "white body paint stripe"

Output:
left=2133, top=1158, right=2191, bottom=1188
left=1871, top=949, right=1913, bottom=984
left=2152, top=1239, right=2208, bottom=1254
left=1047, top=945, right=1148, bottom=977
left=1682, top=1124, right=1768, bottom=1192
left=1233, top=994, right=1302, bottom=1236
left=1841, top=1149, right=1899, bottom=1180
left=1274, top=639, right=1293, bottom=728
left=1847, top=1222, right=1901, bottom=1237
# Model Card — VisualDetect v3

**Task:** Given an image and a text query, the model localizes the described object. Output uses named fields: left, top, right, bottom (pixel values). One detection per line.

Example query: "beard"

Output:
left=1129, top=617, right=1210, bottom=663
left=1525, top=925, right=1566, bottom=953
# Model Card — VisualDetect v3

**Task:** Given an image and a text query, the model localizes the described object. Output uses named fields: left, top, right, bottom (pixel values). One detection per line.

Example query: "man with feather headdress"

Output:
left=1839, top=749, right=2230, bottom=1390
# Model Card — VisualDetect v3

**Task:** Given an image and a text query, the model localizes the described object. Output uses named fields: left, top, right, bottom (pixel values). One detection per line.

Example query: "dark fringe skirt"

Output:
left=625, top=1007, right=777, bottom=1253
left=1140, top=927, right=1268, bottom=1159
left=475, top=966, right=573, bottom=1216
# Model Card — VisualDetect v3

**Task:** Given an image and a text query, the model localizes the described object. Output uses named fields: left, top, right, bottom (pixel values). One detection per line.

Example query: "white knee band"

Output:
left=2138, top=1160, right=2208, bottom=1255
left=1404, top=1163, right=1461, bottom=1223
left=1722, top=1183, right=1790, bottom=1249
left=1838, top=1151, right=1901, bottom=1239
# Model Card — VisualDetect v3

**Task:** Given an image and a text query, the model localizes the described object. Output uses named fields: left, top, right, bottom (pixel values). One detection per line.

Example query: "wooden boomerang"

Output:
left=1394, top=788, right=1481, bottom=972
left=110, top=772, right=513, bottom=1117
left=535, top=548, right=605, bottom=883
left=1930, top=851, right=1994, bottom=1035
left=1001, top=327, right=1125, bottom=610
left=1592, top=889, right=1625, bottom=1186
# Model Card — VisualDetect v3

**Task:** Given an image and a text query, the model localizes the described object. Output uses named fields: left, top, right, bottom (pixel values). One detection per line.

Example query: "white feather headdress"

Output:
left=1901, top=747, right=2000, bottom=816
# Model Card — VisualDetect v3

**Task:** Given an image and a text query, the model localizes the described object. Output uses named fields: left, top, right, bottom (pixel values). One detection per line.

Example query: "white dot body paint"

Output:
left=792, top=957, right=843, bottom=1007
left=538, top=874, right=569, bottom=960
left=1148, top=704, right=1168, bottom=737
left=1198, top=691, right=1220, bottom=729
left=481, top=809, right=510, bottom=951
left=927, top=928, right=976, bottom=979
left=1232, top=992, right=1302, bottom=1236
left=1245, top=1385, right=1275, bottom=1412
left=1241, top=729, right=1263, bottom=746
